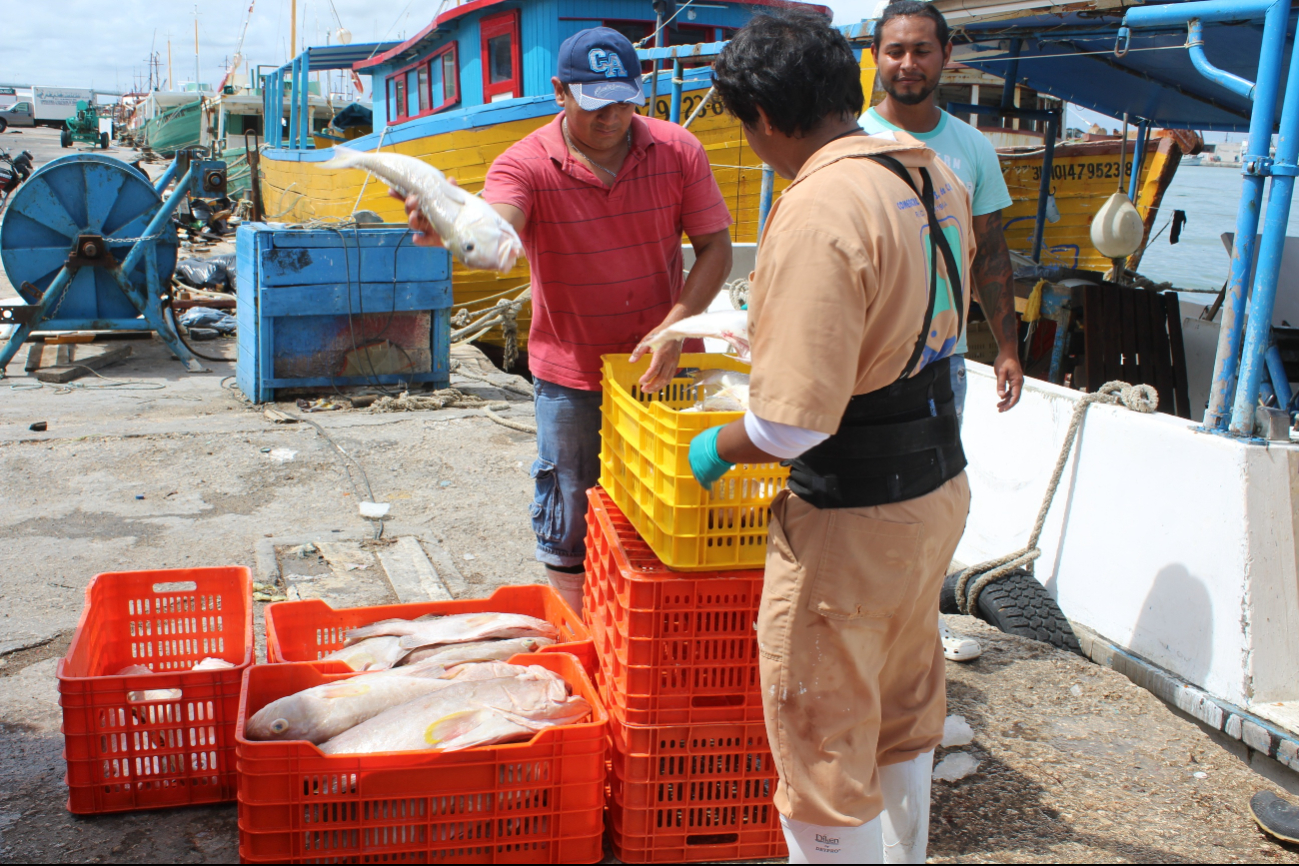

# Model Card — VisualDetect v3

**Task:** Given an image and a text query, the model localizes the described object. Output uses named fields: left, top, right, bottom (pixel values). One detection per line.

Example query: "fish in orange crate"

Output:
left=399, top=635, right=556, bottom=667
left=318, top=663, right=588, bottom=754
left=344, top=611, right=558, bottom=649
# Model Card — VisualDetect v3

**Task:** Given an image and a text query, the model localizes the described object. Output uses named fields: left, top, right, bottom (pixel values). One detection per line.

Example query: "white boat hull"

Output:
left=960, top=361, right=1299, bottom=714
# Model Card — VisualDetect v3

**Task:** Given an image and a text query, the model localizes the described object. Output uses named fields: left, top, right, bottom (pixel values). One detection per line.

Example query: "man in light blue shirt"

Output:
left=863, top=0, right=1025, bottom=666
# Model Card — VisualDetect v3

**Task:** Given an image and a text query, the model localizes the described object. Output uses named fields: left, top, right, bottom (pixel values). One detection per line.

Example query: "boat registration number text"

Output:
left=1013, top=160, right=1136, bottom=183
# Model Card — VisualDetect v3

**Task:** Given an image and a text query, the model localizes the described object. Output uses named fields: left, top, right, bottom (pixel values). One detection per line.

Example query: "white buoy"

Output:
left=336, top=27, right=353, bottom=45
left=1090, top=192, right=1144, bottom=258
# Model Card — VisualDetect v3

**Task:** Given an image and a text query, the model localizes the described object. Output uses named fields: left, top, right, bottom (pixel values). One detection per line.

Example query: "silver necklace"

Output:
left=563, top=117, right=632, bottom=179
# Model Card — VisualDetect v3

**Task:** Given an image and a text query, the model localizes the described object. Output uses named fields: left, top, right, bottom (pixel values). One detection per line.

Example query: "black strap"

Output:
left=863, top=154, right=965, bottom=382
left=816, top=414, right=959, bottom=461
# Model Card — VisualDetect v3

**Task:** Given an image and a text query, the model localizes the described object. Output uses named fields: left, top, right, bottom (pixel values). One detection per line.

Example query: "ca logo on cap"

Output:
left=588, top=48, right=628, bottom=79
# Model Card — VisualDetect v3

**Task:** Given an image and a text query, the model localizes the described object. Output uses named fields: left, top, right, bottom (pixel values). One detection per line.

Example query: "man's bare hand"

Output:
left=994, top=349, right=1024, bottom=412
left=388, top=187, right=453, bottom=248
left=630, top=337, right=682, bottom=394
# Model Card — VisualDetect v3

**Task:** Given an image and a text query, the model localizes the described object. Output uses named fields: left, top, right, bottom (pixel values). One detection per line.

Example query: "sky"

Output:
left=0, top=0, right=1241, bottom=139
left=0, top=0, right=880, bottom=93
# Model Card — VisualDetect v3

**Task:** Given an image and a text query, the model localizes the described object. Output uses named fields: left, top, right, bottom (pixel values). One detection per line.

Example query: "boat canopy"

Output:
left=864, top=3, right=1297, bottom=132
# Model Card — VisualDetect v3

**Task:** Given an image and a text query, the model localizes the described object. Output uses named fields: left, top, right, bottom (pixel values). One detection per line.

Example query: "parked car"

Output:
left=0, top=102, right=36, bottom=132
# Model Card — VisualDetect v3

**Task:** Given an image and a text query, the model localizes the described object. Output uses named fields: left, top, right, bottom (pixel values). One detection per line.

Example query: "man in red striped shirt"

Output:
left=401, top=27, right=733, bottom=612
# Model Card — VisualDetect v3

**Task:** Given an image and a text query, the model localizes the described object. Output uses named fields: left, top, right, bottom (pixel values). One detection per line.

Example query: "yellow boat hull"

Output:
left=258, top=96, right=1181, bottom=359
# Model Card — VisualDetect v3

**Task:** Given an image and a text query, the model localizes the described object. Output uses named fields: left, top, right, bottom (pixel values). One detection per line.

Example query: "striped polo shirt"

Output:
left=485, top=113, right=732, bottom=390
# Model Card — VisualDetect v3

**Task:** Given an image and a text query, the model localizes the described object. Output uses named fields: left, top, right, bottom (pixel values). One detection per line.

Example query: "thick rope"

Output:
left=953, top=380, right=1158, bottom=616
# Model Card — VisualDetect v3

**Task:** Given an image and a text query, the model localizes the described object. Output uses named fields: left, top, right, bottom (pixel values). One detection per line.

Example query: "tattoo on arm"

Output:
left=971, top=210, right=1018, bottom=352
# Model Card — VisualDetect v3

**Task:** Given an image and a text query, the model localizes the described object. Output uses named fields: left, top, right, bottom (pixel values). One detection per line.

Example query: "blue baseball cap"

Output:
left=557, top=27, right=647, bottom=110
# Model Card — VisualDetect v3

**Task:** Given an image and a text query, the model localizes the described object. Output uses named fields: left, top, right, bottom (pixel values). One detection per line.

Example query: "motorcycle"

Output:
left=0, top=148, right=33, bottom=213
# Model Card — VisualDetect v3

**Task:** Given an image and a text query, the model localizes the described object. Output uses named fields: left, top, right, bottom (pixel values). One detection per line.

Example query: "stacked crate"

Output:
left=590, top=353, right=792, bottom=863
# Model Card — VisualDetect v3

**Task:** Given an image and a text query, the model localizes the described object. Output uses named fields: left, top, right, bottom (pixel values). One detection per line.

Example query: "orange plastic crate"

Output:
left=584, top=488, right=766, bottom=725
left=57, top=566, right=253, bottom=814
left=599, top=353, right=788, bottom=571
left=605, top=717, right=784, bottom=863
left=264, top=583, right=595, bottom=675
left=236, top=653, right=607, bottom=864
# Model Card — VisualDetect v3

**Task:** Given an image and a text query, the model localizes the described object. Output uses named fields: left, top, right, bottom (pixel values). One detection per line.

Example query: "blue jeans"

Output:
left=950, top=355, right=967, bottom=430
left=531, top=378, right=603, bottom=568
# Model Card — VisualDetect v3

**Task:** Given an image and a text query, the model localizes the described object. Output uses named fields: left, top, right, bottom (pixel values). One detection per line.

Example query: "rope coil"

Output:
left=952, top=380, right=1158, bottom=616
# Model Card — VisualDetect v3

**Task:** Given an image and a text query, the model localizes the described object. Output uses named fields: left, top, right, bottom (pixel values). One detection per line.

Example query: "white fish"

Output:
left=243, top=660, right=512, bottom=744
left=416, top=698, right=592, bottom=753
left=319, top=664, right=584, bottom=755
left=345, top=612, right=558, bottom=649
left=644, top=310, right=751, bottom=360
left=191, top=657, right=236, bottom=671
left=322, top=146, right=524, bottom=273
left=320, top=635, right=408, bottom=672
left=399, top=636, right=556, bottom=667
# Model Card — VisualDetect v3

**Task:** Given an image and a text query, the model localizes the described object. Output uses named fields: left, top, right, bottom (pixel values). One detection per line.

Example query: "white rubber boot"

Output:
left=880, top=751, right=933, bottom=864
left=545, top=567, right=585, bottom=618
left=939, top=614, right=981, bottom=661
left=780, top=815, right=883, bottom=864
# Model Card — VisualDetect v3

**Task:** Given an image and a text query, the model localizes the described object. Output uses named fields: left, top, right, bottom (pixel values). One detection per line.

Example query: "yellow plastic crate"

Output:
left=598, top=354, right=789, bottom=571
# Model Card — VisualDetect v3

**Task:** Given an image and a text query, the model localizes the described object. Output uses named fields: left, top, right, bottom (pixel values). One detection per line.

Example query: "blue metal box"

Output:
left=235, top=223, right=453, bottom=403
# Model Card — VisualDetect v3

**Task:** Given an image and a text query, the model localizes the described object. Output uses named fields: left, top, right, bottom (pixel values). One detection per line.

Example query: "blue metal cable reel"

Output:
left=1, top=154, right=178, bottom=319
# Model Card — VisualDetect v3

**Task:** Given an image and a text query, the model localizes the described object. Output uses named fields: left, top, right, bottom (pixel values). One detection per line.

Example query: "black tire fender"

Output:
left=942, top=568, right=1082, bottom=654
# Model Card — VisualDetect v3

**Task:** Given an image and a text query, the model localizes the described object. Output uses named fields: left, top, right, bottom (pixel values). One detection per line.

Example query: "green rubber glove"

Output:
left=689, top=426, right=735, bottom=488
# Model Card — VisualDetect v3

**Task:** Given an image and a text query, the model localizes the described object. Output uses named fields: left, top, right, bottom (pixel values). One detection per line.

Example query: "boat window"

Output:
left=489, top=36, right=511, bottom=83
left=429, top=42, right=460, bottom=112
left=391, top=75, right=406, bottom=120
left=481, top=10, right=522, bottom=102
left=417, top=65, right=430, bottom=114
left=407, top=69, right=420, bottom=117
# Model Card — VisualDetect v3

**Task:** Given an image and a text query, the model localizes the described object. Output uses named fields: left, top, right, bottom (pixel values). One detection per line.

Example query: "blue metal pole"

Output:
left=119, top=167, right=195, bottom=277
left=300, top=53, right=311, bottom=148
left=1186, top=19, right=1257, bottom=100
left=1127, top=121, right=1148, bottom=202
left=669, top=60, right=683, bottom=124
left=1202, top=0, right=1289, bottom=430
left=1265, top=344, right=1293, bottom=408
left=757, top=165, right=775, bottom=243
left=152, top=158, right=181, bottom=195
left=1123, top=0, right=1275, bottom=28
left=289, top=58, right=300, bottom=149
left=1228, top=33, right=1299, bottom=435
left=276, top=70, right=285, bottom=147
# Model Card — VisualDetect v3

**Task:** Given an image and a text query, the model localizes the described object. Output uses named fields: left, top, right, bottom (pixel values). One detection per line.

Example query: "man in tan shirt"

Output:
left=684, top=10, right=973, bottom=863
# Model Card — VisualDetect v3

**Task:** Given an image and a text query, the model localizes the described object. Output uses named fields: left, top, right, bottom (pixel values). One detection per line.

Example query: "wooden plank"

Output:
left=1164, top=291, right=1193, bottom=419
left=23, top=343, right=43, bottom=373
left=1131, top=286, right=1155, bottom=388
left=377, top=536, right=454, bottom=603
left=1119, top=287, right=1140, bottom=383
left=32, top=344, right=132, bottom=384
left=1147, top=291, right=1176, bottom=416
left=1084, top=283, right=1104, bottom=392
left=1100, top=284, right=1123, bottom=383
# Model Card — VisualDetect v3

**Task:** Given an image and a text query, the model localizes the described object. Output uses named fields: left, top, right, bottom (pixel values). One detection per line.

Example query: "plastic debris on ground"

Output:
left=359, top=501, right=390, bottom=519
left=297, top=397, right=345, bottom=412
left=178, top=305, right=236, bottom=334
left=942, top=714, right=975, bottom=748
left=933, top=751, right=981, bottom=782
left=174, top=253, right=236, bottom=291
left=268, top=448, right=297, bottom=463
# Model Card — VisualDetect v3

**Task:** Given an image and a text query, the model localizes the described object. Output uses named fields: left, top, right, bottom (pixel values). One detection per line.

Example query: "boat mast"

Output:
left=195, top=6, right=202, bottom=95
left=291, top=0, right=297, bottom=60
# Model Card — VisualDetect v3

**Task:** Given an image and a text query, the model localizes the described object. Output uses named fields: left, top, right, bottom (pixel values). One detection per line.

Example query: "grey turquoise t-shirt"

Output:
left=860, top=107, right=1012, bottom=355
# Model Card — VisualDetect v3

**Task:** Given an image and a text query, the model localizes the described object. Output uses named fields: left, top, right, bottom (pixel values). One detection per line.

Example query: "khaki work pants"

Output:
left=758, top=473, right=971, bottom=826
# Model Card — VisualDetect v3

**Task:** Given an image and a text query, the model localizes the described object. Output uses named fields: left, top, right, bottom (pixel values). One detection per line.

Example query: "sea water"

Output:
left=1137, top=164, right=1299, bottom=294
